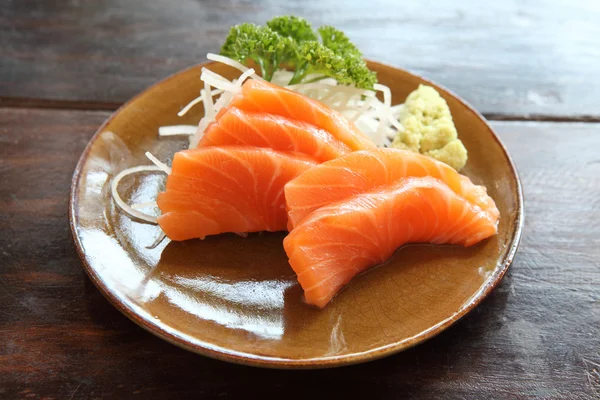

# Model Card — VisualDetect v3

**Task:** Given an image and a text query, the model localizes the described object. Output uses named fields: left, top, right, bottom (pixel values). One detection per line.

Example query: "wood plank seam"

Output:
left=2, top=101, right=600, bottom=124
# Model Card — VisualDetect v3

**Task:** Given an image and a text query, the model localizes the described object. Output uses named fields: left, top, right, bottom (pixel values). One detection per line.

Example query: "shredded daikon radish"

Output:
left=189, top=119, right=209, bottom=148
left=146, top=232, right=167, bottom=249
left=202, top=81, right=216, bottom=121
left=271, top=69, right=294, bottom=86
left=183, top=56, right=405, bottom=147
left=158, top=125, right=197, bottom=136
left=354, top=117, right=382, bottom=136
left=178, top=96, right=203, bottom=117
left=362, top=95, right=404, bottom=139
left=188, top=68, right=255, bottom=147
left=145, top=151, right=171, bottom=174
left=390, top=103, right=404, bottom=117
left=188, top=82, right=216, bottom=148
left=111, top=166, right=166, bottom=224
left=315, top=78, right=338, bottom=86
left=374, top=84, right=392, bottom=106
left=207, top=53, right=264, bottom=81
left=350, top=95, right=376, bottom=122
left=191, top=56, right=402, bottom=146
left=372, top=84, right=392, bottom=146
left=212, top=91, right=233, bottom=115
left=189, top=90, right=228, bottom=148
left=111, top=53, right=412, bottom=228
left=177, top=88, right=224, bottom=117
left=207, top=53, right=249, bottom=72
left=387, top=114, right=404, bottom=132
left=201, top=68, right=238, bottom=93
left=236, top=68, right=257, bottom=86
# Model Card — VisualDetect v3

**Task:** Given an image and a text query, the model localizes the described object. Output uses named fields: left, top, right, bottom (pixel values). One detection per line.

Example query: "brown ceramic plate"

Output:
left=69, top=60, right=523, bottom=369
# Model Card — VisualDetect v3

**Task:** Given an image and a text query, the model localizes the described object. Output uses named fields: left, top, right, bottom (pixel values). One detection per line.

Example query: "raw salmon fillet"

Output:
left=199, top=107, right=352, bottom=162
left=157, top=146, right=317, bottom=241
left=283, top=176, right=499, bottom=308
left=285, top=148, right=499, bottom=229
left=228, top=79, right=376, bottom=151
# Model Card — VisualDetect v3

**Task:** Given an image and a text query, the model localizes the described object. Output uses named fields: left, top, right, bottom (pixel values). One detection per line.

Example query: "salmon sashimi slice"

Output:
left=285, top=148, right=500, bottom=230
left=157, top=146, right=318, bottom=241
left=227, top=79, right=376, bottom=152
left=283, top=176, right=499, bottom=308
left=198, top=107, right=352, bottom=162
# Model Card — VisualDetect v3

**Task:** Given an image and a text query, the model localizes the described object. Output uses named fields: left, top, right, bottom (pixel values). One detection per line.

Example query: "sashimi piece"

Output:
left=283, top=177, right=499, bottom=308
left=227, top=79, right=376, bottom=151
left=199, top=107, right=352, bottom=162
left=285, top=148, right=499, bottom=230
left=157, top=146, right=317, bottom=241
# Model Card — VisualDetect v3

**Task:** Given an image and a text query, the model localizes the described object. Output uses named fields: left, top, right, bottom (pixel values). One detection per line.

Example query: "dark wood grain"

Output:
left=1, top=0, right=600, bottom=118
left=0, top=108, right=598, bottom=399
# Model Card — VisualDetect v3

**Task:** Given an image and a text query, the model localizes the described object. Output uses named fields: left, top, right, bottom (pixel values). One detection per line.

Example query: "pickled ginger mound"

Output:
left=391, top=84, right=468, bottom=170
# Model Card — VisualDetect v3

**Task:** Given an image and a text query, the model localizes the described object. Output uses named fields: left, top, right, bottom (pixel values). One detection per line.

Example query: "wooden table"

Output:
left=1, top=1, right=599, bottom=398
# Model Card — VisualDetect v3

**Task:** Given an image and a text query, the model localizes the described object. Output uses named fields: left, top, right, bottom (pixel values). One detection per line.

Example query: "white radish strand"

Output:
left=207, top=53, right=264, bottom=81
left=390, top=103, right=404, bottom=117
left=387, top=114, right=404, bottom=132
left=236, top=68, right=257, bottom=86
left=212, top=91, right=234, bottom=115
left=145, top=151, right=171, bottom=174
left=189, top=117, right=209, bottom=148
left=373, top=83, right=393, bottom=146
left=111, top=153, right=170, bottom=224
left=146, top=232, right=167, bottom=249
left=367, top=99, right=404, bottom=130
left=177, top=96, right=203, bottom=117
left=202, top=80, right=216, bottom=121
left=351, top=94, right=376, bottom=123
left=111, top=166, right=166, bottom=224
left=177, top=88, right=224, bottom=117
left=271, top=69, right=294, bottom=86
left=207, top=53, right=250, bottom=72
left=188, top=67, right=255, bottom=147
left=158, top=125, right=198, bottom=137
left=201, top=68, right=238, bottom=93
left=189, top=101, right=216, bottom=148
left=188, top=81, right=217, bottom=148
left=374, top=83, right=392, bottom=107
